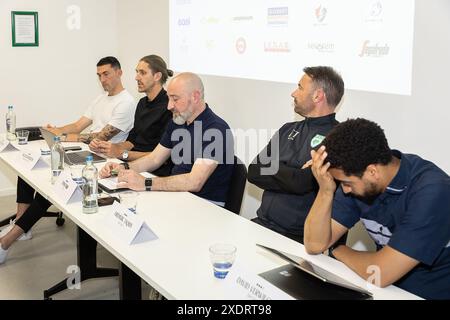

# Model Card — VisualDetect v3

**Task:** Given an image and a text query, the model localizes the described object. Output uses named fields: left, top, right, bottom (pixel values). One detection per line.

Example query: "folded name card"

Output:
left=54, top=171, right=83, bottom=204
left=18, top=150, right=48, bottom=170
left=0, top=140, right=20, bottom=153
left=223, top=264, right=295, bottom=300
left=106, top=201, right=158, bottom=245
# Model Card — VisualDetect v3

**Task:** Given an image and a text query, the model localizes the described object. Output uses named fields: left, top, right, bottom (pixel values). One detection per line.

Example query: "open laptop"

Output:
left=256, top=244, right=373, bottom=298
left=39, top=127, right=106, bottom=165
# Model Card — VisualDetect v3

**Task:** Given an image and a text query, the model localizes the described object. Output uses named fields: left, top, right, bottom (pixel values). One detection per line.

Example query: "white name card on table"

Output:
left=0, top=140, right=20, bottom=153
left=54, top=171, right=83, bottom=204
left=106, top=201, right=158, bottom=245
left=223, top=264, right=295, bottom=300
left=18, top=150, right=48, bottom=170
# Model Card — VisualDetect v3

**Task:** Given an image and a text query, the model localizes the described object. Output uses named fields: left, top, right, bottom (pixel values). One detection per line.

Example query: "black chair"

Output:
left=0, top=210, right=65, bottom=228
left=224, top=156, right=247, bottom=215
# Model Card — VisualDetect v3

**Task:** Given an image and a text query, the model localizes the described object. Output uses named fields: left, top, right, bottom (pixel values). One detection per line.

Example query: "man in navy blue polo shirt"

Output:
left=100, top=72, right=234, bottom=206
left=304, top=118, right=450, bottom=299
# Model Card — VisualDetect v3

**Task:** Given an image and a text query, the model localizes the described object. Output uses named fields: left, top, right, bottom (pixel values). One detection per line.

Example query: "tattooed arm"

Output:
left=78, top=124, right=122, bottom=144
left=46, top=117, right=92, bottom=136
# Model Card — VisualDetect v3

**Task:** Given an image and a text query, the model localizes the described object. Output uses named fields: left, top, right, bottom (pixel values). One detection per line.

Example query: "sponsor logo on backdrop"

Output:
left=365, top=1, right=383, bottom=23
left=267, top=7, right=289, bottom=26
left=264, top=41, right=291, bottom=53
left=201, top=17, right=220, bottom=24
left=232, top=16, right=254, bottom=22
left=369, top=1, right=383, bottom=17
left=178, top=17, right=190, bottom=26
left=307, top=42, right=335, bottom=53
left=315, top=5, right=328, bottom=23
left=236, top=37, right=247, bottom=54
left=359, top=40, right=389, bottom=57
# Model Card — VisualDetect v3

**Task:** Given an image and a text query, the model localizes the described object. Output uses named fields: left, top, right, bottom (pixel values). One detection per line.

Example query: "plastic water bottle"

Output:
left=51, top=136, right=64, bottom=184
left=82, top=155, right=98, bottom=214
left=6, top=105, right=16, bottom=141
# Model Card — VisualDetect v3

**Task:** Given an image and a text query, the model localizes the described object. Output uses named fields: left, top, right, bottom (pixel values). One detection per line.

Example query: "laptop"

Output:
left=39, top=127, right=106, bottom=165
left=256, top=244, right=373, bottom=299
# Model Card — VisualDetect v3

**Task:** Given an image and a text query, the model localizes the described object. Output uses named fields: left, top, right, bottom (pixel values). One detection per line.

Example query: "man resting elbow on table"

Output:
left=303, top=118, right=450, bottom=300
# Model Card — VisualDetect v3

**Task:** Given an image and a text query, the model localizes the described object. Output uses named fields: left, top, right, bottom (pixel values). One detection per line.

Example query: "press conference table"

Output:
left=0, top=139, right=420, bottom=300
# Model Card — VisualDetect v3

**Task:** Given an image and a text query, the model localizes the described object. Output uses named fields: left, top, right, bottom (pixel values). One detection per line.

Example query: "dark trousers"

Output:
left=15, top=177, right=51, bottom=233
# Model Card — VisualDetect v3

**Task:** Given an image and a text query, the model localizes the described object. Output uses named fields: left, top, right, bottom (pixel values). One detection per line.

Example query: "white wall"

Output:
left=0, top=0, right=119, bottom=194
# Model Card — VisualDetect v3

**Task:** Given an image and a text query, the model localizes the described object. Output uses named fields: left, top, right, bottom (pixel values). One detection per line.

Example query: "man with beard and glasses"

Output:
left=99, top=72, right=235, bottom=207
left=89, top=55, right=173, bottom=176
left=247, top=66, right=344, bottom=243
left=304, top=118, right=450, bottom=299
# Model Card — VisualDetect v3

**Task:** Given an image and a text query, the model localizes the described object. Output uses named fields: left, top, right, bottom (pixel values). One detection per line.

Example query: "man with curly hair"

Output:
left=305, top=118, right=450, bottom=299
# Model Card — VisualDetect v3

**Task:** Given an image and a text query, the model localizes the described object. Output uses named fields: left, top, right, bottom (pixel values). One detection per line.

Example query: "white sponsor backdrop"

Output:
left=170, top=0, right=415, bottom=95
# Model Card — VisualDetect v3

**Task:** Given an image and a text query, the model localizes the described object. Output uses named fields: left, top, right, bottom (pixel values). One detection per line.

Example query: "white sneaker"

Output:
left=0, top=219, right=32, bottom=241
left=0, top=244, right=9, bottom=264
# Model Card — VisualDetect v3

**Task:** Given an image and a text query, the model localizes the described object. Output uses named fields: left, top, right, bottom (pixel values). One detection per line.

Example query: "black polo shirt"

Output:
left=159, top=105, right=235, bottom=203
left=127, top=88, right=171, bottom=153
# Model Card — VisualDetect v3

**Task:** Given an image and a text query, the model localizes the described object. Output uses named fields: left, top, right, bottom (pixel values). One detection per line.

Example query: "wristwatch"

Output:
left=328, top=245, right=340, bottom=260
left=121, top=149, right=129, bottom=161
left=144, top=178, right=152, bottom=191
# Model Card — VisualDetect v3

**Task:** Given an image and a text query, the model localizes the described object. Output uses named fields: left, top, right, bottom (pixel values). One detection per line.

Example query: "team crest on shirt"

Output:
left=311, top=134, right=325, bottom=148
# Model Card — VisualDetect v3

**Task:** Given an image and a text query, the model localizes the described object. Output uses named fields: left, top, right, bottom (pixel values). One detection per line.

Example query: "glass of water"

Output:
left=119, top=191, right=138, bottom=214
left=209, top=243, right=237, bottom=279
left=70, top=164, right=84, bottom=186
left=17, top=130, right=29, bottom=145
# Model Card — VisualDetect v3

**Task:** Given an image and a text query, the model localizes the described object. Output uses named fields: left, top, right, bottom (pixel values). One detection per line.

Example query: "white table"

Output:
left=0, top=139, right=421, bottom=300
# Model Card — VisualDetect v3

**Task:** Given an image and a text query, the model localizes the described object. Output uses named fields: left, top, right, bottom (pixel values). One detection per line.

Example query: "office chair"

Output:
left=224, top=156, right=247, bottom=215
left=0, top=209, right=65, bottom=228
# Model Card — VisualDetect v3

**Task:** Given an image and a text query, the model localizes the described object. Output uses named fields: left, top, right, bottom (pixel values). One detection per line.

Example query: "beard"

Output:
left=351, top=182, right=381, bottom=205
left=172, top=110, right=193, bottom=125
left=293, top=100, right=314, bottom=117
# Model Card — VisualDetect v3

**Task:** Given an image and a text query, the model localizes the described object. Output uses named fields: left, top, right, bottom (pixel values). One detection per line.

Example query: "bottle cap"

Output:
left=86, top=155, right=93, bottom=162
left=53, top=136, right=60, bottom=142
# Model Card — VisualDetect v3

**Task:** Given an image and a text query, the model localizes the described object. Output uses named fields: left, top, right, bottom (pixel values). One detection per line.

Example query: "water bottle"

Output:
left=82, top=155, right=98, bottom=214
left=51, top=136, right=64, bottom=184
left=6, top=105, right=16, bottom=141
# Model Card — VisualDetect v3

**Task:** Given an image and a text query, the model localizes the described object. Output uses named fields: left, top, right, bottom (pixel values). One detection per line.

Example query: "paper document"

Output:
left=99, top=171, right=153, bottom=192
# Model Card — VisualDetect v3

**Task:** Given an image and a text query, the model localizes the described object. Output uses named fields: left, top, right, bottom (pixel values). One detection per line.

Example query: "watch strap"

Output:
left=145, top=178, right=152, bottom=191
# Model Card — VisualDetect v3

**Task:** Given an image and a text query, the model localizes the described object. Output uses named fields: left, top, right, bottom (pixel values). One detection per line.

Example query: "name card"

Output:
left=54, top=171, right=83, bottom=204
left=106, top=201, right=158, bottom=245
left=223, top=264, right=295, bottom=300
left=18, top=150, right=48, bottom=170
left=0, top=140, right=20, bottom=153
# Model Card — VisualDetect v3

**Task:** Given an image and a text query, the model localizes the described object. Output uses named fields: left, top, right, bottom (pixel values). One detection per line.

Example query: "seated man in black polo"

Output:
left=90, top=54, right=173, bottom=176
left=247, top=66, right=344, bottom=243
left=100, top=72, right=235, bottom=206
